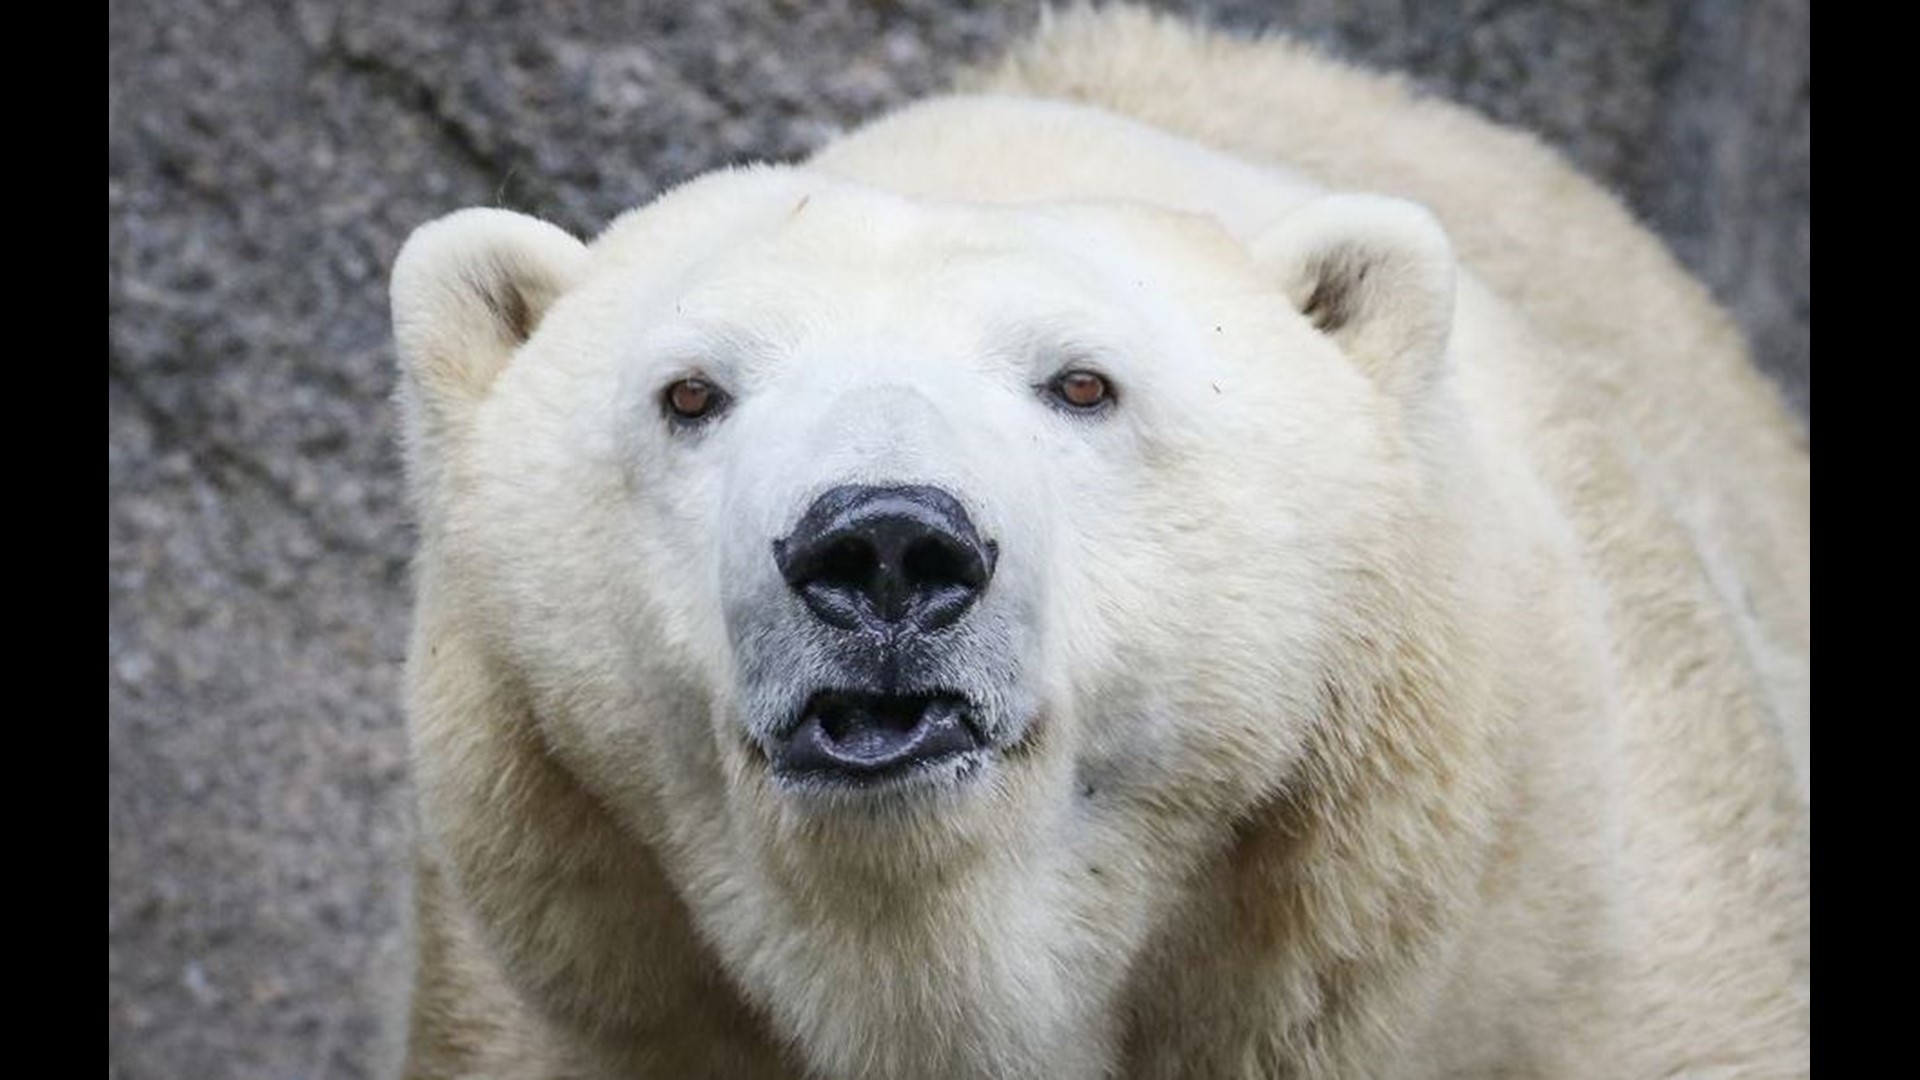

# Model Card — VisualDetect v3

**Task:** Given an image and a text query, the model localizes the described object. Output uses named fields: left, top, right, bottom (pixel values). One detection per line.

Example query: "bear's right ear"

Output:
left=390, top=208, right=588, bottom=413
left=1249, top=195, right=1456, bottom=402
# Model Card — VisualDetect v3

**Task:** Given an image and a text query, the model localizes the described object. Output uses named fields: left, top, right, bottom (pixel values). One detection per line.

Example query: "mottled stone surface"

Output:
left=106, top=2, right=1808, bottom=1076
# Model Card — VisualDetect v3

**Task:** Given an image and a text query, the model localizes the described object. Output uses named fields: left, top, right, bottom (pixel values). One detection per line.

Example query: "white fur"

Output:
left=391, top=9, right=1808, bottom=1078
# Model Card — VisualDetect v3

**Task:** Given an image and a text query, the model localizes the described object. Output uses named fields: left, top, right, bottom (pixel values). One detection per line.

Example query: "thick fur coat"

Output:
left=390, top=9, right=1809, bottom=1078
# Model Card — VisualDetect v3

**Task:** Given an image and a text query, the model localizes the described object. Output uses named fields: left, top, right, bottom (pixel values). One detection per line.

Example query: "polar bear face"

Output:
left=394, top=167, right=1458, bottom=1074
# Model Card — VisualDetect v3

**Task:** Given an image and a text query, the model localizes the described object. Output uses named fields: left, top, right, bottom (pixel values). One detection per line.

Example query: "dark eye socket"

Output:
left=1044, top=369, right=1115, bottom=413
left=662, top=376, right=730, bottom=424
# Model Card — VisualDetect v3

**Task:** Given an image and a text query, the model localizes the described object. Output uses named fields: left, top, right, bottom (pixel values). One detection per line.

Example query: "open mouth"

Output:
left=771, top=691, right=985, bottom=784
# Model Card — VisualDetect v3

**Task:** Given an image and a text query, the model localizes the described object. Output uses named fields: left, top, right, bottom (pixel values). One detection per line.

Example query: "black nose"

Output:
left=774, top=484, right=996, bottom=633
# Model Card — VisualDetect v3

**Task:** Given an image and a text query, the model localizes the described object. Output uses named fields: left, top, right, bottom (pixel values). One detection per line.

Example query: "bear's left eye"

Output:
left=1043, top=369, right=1115, bottom=414
left=662, top=376, right=731, bottom=425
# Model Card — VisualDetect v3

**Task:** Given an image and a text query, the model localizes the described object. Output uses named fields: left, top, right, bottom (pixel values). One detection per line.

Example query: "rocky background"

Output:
left=107, top=1, right=1809, bottom=1076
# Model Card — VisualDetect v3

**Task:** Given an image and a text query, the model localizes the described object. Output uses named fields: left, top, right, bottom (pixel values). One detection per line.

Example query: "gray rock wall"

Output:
left=106, top=2, right=1809, bottom=1076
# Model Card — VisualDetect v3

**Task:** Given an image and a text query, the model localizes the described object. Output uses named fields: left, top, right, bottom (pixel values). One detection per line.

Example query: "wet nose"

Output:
left=774, top=484, right=996, bottom=634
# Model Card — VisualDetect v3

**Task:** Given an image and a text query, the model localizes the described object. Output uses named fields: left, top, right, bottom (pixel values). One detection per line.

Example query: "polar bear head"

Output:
left=393, top=168, right=1467, bottom=1076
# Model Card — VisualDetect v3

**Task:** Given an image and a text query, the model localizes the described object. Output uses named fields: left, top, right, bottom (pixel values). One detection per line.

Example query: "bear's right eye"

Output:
left=662, top=376, right=730, bottom=425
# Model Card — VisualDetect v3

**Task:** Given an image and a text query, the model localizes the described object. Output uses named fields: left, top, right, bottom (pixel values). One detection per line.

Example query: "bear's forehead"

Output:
left=570, top=170, right=1256, bottom=366
left=708, top=199, right=1108, bottom=292
left=594, top=169, right=1234, bottom=305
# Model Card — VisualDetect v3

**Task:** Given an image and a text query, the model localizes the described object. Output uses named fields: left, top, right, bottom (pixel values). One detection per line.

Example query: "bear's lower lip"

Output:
left=772, top=691, right=984, bottom=784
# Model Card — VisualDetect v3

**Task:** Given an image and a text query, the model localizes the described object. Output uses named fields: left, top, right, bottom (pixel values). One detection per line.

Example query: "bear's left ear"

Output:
left=1250, top=195, right=1456, bottom=400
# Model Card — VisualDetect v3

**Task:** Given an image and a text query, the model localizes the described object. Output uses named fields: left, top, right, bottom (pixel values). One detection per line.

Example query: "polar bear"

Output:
left=390, top=8, right=1808, bottom=1079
